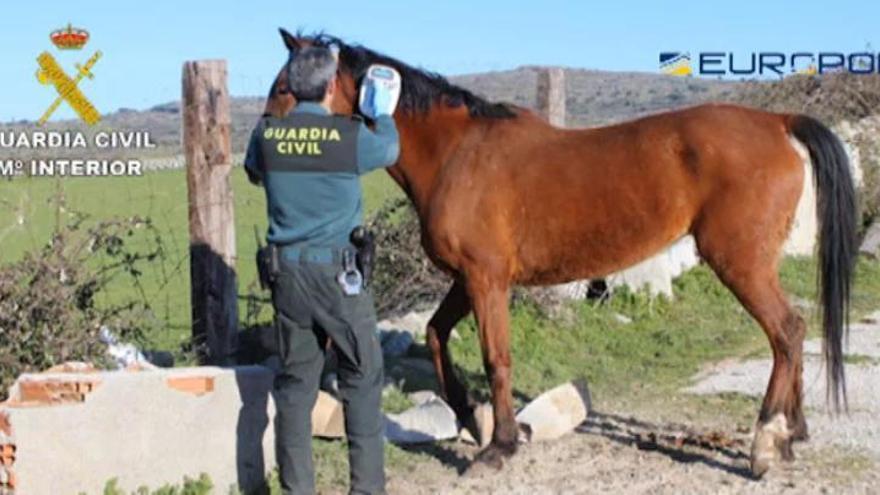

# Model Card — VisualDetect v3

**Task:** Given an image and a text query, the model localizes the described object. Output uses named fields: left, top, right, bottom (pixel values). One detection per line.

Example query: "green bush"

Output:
left=368, top=198, right=449, bottom=319
left=0, top=213, right=165, bottom=398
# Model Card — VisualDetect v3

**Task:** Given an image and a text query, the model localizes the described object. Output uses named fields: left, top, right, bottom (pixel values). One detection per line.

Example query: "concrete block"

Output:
left=0, top=366, right=277, bottom=494
left=516, top=381, right=591, bottom=442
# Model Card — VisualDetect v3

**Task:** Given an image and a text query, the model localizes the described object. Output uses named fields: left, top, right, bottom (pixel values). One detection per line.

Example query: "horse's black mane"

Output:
left=307, top=33, right=517, bottom=119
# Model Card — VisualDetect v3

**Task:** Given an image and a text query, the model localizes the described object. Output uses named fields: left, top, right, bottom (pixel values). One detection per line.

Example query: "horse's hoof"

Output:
left=473, top=445, right=505, bottom=471
left=750, top=413, right=793, bottom=478
left=473, top=441, right=517, bottom=471
left=750, top=455, right=771, bottom=479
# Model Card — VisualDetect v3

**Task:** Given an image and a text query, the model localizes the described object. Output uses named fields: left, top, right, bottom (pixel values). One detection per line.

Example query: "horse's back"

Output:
left=426, top=103, right=803, bottom=285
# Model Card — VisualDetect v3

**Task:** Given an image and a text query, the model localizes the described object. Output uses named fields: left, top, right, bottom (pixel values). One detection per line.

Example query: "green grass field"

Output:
left=0, top=166, right=403, bottom=352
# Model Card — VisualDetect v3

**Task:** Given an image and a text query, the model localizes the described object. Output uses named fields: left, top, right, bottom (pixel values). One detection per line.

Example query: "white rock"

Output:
left=472, top=402, right=494, bottom=448
left=312, top=390, right=345, bottom=438
left=459, top=428, right=476, bottom=445
left=385, top=397, right=458, bottom=444
left=613, top=313, right=633, bottom=325
left=544, top=281, right=592, bottom=301
left=516, top=381, right=591, bottom=442
left=408, top=390, right=439, bottom=406
left=380, top=330, right=414, bottom=357
left=377, top=308, right=436, bottom=339
left=607, top=236, right=699, bottom=298
left=860, top=221, right=880, bottom=259
left=459, top=403, right=495, bottom=448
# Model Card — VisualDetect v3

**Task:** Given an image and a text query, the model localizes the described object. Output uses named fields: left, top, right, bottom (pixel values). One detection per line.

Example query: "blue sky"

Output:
left=1, top=0, right=877, bottom=122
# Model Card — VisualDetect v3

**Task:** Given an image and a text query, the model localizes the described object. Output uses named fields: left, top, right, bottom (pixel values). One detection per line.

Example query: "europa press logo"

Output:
left=660, top=49, right=878, bottom=78
left=35, top=23, right=102, bottom=126
left=659, top=52, right=693, bottom=76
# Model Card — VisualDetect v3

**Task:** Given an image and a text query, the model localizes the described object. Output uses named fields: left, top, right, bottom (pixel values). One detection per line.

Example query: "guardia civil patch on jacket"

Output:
left=259, top=113, right=359, bottom=174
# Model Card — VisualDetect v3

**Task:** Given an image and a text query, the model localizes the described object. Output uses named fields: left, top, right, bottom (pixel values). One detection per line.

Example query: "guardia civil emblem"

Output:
left=35, top=24, right=102, bottom=126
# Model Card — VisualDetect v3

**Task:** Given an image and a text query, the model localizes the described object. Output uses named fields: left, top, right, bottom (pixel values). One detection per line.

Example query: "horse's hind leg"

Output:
left=426, top=281, right=475, bottom=421
left=694, top=205, right=806, bottom=477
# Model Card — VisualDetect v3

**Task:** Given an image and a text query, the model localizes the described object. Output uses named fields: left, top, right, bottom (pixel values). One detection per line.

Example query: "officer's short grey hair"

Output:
left=288, top=46, right=338, bottom=102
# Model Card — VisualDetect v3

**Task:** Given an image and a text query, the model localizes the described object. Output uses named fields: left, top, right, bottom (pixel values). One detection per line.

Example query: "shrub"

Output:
left=368, top=198, right=450, bottom=319
left=0, top=213, right=164, bottom=398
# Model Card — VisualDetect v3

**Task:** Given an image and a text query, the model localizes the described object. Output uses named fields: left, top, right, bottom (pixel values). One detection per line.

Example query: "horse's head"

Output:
left=265, top=29, right=362, bottom=118
left=267, top=28, right=518, bottom=121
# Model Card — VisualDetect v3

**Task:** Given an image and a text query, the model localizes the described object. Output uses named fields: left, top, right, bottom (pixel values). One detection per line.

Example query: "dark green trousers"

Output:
left=272, top=254, right=385, bottom=495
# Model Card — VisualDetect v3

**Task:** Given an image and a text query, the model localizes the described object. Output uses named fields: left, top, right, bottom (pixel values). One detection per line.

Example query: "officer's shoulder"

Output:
left=334, top=113, right=365, bottom=123
left=255, top=114, right=275, bottom=128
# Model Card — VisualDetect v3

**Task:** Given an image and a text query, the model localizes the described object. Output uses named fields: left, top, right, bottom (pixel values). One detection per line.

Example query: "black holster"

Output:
left=256, top=244, right=279, bottom=290
left=350, top=226, right=376, bottom=288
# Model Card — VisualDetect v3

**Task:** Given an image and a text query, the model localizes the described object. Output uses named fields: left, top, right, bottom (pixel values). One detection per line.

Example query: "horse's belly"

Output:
left=513, top=206, right=692, bottom=286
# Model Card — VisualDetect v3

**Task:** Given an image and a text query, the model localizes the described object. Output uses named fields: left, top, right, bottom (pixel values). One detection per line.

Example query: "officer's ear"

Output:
left=326, top=76, right=338, bottom=97
left=279, top=28, right=303, bottom=53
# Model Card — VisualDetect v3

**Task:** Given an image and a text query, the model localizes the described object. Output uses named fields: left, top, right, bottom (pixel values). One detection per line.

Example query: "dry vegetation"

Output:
left=732, top=73, right=880, bottom=124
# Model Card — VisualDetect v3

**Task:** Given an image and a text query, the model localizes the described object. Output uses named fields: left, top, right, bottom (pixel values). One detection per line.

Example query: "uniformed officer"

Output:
left=245, top=45, right=400, bottom=495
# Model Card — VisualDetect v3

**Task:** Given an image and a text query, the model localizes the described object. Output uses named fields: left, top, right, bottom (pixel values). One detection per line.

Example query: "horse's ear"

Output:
left=279, top=28, right=302, bottom=52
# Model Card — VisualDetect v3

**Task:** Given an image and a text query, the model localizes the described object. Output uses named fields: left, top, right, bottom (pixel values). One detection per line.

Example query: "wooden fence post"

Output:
left=536, top=67, right=566, bottom=126
left=182, top=60, right=238, bottom=365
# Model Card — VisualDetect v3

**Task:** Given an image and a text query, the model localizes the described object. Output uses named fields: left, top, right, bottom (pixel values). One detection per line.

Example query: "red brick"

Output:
left=0, top=445, right=13, bottom=466
left=12, top=379, right=100, bottom=406
left=166, top=376, right=215, bottom=396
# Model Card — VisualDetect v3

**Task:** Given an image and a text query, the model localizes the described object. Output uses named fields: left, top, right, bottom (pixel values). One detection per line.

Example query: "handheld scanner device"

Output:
left=358, top=64, right=401, bottom=119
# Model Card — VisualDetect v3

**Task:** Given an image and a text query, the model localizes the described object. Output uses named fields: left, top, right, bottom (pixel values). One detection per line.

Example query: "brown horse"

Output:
left=265, top=29, right=858, bottom=477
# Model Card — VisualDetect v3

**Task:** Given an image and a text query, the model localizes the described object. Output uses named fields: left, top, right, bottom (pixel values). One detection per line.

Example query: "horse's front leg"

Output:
left=426, top=281, right=474, bottom=422
left=466, top=272, right=518, bottom=469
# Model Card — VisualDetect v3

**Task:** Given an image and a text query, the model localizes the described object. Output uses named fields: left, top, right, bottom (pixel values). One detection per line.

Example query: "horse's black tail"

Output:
left=788, top=114, right=858, bottom=412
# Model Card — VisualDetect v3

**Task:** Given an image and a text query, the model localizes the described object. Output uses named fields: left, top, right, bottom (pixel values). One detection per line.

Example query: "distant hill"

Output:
left=454, top=66, right=739, bottom=127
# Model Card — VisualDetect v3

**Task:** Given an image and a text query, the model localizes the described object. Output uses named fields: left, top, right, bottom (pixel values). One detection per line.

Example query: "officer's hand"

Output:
left=371, top=84, right=393, bottom=117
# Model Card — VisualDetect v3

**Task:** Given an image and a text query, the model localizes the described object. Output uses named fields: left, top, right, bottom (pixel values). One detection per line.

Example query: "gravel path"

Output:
left=367, top=311, right=880, bottom=494
left=686, top=310, right=880, bottom=457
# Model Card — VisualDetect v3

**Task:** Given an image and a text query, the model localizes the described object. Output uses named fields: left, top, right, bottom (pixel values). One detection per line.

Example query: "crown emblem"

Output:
left=50, top=23, right=89, bottom=50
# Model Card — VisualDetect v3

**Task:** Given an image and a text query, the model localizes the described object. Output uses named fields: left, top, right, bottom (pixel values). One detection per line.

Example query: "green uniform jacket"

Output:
left=245, top=102, right=400, bottom=246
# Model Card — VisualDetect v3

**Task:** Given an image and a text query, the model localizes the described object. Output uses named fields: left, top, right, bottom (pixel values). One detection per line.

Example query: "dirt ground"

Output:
left=372, top=311, right=880, bottom=494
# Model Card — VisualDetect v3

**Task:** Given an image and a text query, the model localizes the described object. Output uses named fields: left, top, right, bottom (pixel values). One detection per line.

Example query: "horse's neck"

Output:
left=388, top=108, right=476, bottom=216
